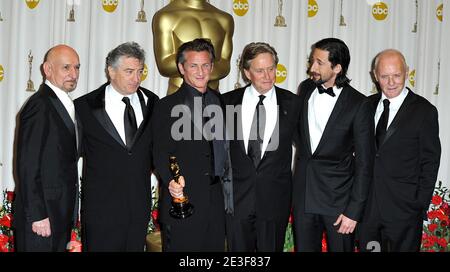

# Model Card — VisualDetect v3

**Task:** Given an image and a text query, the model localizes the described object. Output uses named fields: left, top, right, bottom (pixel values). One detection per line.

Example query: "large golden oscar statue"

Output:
left=152, top=0, right=234, bottom=94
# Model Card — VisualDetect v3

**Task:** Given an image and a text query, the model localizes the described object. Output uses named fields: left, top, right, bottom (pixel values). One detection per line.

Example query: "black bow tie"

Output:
left=317, top=85, right=335, bottom=97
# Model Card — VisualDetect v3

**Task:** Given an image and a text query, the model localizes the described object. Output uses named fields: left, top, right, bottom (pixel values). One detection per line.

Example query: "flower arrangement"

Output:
left=67, top=220, right=82, bottom=252
left=0, top=190, right=15, bottom=252
left=147, top=185, right=160, bottom=234
left=421, top=181, right=450, bottom=252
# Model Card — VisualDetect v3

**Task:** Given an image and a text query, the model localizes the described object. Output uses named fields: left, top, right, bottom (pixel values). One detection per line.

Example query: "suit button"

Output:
left=375, top=153, right=379, bottom=158
left=204, top=172, right=210, bottom=176
left=128, top=151, right=132, bottom=155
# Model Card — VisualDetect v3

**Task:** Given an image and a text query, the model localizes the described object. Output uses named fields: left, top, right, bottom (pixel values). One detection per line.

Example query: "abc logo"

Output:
left=140, top=64, right=148, bottom=82
left=372, top=2, right=388, bottom=21
left=0, top=65, right=4, bottom=82
left=408, top=69, right=415, bottom=88
left=25, top=0, right=40, bottom=9
left=102, top=0, right=119, bottom=13
left=436, top=4, right=443, bottom=22
left=275, top=64, right=287, bottom=84
left=233, top=0, right=249, bottom=17
left=308, top=0, right=319, bottom=18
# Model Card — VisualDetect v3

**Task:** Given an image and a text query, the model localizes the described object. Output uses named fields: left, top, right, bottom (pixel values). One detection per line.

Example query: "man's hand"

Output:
left=32, top=218, right=51, bottom=237
left=333, top=214, right=357, bottom=234
left=169, top=176, right=185, bottom=199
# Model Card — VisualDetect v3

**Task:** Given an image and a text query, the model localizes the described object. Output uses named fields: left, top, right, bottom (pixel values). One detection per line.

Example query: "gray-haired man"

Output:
left=74, top=42, right=159, bottom=251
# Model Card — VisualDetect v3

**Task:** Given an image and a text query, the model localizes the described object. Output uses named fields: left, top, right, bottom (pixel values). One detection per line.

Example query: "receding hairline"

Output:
left=373, top=49, right=408, bottom=73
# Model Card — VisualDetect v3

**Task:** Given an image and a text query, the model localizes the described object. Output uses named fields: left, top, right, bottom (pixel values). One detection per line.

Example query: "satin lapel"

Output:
left=313, top=86, right=348, bottom=155
left=233, top=90, right=246, bottom=155
left=91, top=87, right=126, bottom=148
left=302, top=87, right=314, bottom=156
left=46, top=86, right=75, bottom=137
left=380, top=89, right=416, bottom=147
left=260, top=87, right=286, bottom=164
left=129, top=88, right=151, bottom=148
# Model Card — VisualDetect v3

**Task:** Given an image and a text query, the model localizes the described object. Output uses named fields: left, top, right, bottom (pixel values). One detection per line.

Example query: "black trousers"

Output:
left=82, top=219, right=148, bottom=252
left=293, top=211, right=354, bottom=252
left=226, top=214, right=287, bottom=252
left=15, top=225, right=70, bottom=252
left=358, top=197, right=423, bottom=252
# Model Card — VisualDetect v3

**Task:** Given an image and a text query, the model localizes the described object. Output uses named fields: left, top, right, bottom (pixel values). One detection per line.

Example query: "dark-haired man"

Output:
left=152, top=38, right=232, bottom=251
left=292, top=38, right=374, bottom=252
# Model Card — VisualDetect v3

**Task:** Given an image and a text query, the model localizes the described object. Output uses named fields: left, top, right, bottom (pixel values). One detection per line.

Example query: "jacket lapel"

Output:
left=90, top=84, right=126, bottom=148
left=45, top=85, right=75, bottom=137
left=380, top=89, right=416, bottom=147
left=302, top=86, right=314, bottom=156
left=259, top=87, right=287, bottom=165
left=313, top=86, right=348, bottom=155
left=128, top=88, right=153, bottom=148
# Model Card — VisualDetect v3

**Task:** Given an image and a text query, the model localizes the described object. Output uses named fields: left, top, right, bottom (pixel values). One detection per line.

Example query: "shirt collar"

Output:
left=106, top=84, right=139, bottom=104
left=380, top=88, right=408, bottom=110
left=45, top=80, right=73, bottom=104
left=249, top=84, right=275, bottom=102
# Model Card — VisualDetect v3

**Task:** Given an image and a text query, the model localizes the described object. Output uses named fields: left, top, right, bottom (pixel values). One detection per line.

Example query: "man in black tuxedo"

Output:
left=74, top=42, right=158, bottom=251
left=152, top=38, right=232, bottom=251
left=292, top=38, right=374, bottom=252
left=223, top=42, right=300, bottom=251
left=359, top=49, right=441, bottom=252
left=14, top=45, right=80, bottom=251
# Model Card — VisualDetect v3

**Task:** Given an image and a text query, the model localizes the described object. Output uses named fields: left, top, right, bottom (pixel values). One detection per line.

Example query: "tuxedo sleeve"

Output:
left=417, top=106, right=441, bottom=212
left=344, top=98, right=375, bottom=221
left=17, top=98, right=49, bottom=222
left=151, top=101, right=173, bottom=188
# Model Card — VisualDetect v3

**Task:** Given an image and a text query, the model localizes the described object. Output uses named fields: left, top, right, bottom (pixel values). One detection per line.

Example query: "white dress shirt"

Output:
left=374, top=88, right=408, bottom=130
left=105, top=84, right=146, bottom=145
left=241, top=85, right=278, bottom=157
left=308, top=85, right=343, bottom=153
left=46, top=80, right=75, bottom=123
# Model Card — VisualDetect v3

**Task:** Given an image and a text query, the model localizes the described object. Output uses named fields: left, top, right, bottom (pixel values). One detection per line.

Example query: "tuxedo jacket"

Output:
left=151, top=84, right=230, bottom=234
left=74, top=83, right=158, bottom=234
left=293, top=79, right=374, bottom=221
left=223, top=85, right=301, bottom=221
left=14, top=83, right=78, bottom=234
left=366, top=89, right=441, bottom=222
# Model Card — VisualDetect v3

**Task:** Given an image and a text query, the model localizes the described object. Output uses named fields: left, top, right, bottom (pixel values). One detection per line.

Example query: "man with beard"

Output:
left=292, top=38, right=374, bottom=252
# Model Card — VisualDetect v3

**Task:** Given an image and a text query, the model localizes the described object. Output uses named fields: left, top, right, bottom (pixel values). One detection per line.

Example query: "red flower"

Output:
left=0, top=234, right=9, bottom=252
left=6, top=191, right=15, bottom=202
left=432, top=195, right=443, bottom=206
left=441, top=202, right=450, bottom=215
left=428, top=223, right=438, bottom=232
left=437, top=238, right=448, bottom=248
left=440, top=220, right=448, bottom=227
left=288, top=214, right=293, bottom=224
left=151, top=209, right=159, bottom=222
left=0, top=214, right=12, bottom=228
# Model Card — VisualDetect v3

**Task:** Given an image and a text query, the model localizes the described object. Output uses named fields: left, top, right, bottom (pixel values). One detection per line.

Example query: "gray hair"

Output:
left=105, top=42, right=145, bottom=80
left=240, top=42, right=279, bottom=84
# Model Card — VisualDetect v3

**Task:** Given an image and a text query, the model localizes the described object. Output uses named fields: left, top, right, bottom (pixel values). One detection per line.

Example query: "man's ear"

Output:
left=333, top=64, right=342, bottom=75
left=108, top=66, right=116, bottom=80
left=43, top=62, right=51, bottom=78
left=178, top=63, right=185, bottom=76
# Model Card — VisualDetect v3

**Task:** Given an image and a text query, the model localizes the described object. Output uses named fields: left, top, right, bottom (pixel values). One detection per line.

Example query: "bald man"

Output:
left=14, top=45, right=80, bottom=251
left=359, top=49, right=441, bottom=252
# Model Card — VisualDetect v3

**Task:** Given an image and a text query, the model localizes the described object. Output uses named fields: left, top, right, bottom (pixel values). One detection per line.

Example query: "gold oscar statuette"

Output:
left=169, top=156, right=194, bottom=219
left=234, top=55, right=242, bottom=89
left=274, top=0, right=287, bottom=27
left=339, top=0, right=347, bottom=26
left=67, top=4, right=75, bottom=22
left=26, top=51, right=35, bottom=92
left=136, top=0, right=147, bottom=22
